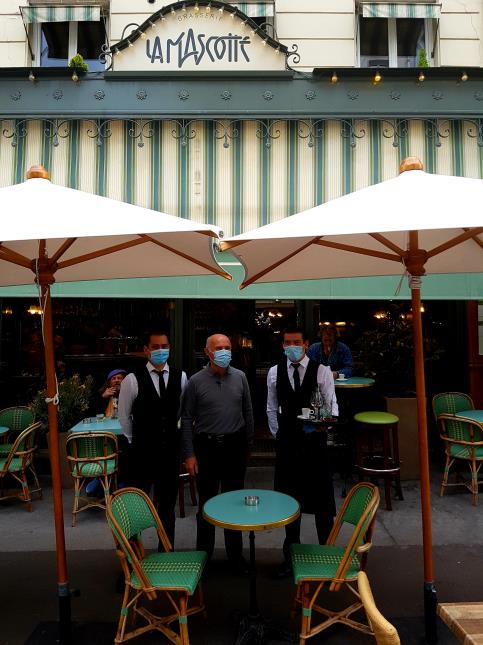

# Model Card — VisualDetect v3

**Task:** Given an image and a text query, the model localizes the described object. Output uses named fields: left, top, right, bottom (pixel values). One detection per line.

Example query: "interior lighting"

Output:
left=27, top=305, right=43, bottom=315
left=418, top=70, right=425, bottom=82
left=330, top=71, right=338, bottom=84
left=373, top=70, right=382, bottom=84
left=461, top=71, right=468, bottom=82
left=71, top=70, right=79, bottom=82
left=335, top=322, right=346, bottom=327
left=374, top=312, right=386, bottom=320
left=1, top=307, right=13, bottom=315
left=28, top=69, right=36, bottom=82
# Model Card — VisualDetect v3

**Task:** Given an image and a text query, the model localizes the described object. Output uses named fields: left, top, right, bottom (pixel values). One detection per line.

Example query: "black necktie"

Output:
left=291, top=363, right=301, bottom=393
left=156, top=370, right=166, bottom=394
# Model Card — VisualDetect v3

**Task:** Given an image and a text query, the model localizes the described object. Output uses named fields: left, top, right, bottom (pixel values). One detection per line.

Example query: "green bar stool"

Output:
left=354, top=411, right=403, bottom=511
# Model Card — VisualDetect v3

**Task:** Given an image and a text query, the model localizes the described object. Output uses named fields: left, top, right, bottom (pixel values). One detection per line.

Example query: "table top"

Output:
left=335, top=376, right=375, bottom=389
left=438, top=602, right=483, bottom=644
left=70, top=417, right=123, bottom=435
left=203, top=489, right=300, bottom=532
left=0, top=426, right=9, bottom=436
left=455, top=410, right=483, bottom=423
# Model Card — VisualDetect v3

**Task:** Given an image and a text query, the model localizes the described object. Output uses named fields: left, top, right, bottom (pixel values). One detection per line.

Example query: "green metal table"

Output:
left=334, top=376, right=375, bottom=389
left=455, top=410, right=483, bottom=423
left=70, top=417, right=123, bottom=435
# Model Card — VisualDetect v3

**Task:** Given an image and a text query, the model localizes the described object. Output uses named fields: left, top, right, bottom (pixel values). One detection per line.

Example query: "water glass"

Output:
left=96, top=413, right=105, bottom=423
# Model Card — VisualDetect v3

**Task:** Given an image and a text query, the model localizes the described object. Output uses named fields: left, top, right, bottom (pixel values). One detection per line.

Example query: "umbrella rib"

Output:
left=0, top=245, right=33, bottom=270
left=50, top=238, right=77, bottom=265
left=139, top=234, right=232, bottom=279
left=56, top=237, right=148, bottom=269
left=464, top=228, right=483, bottom=250
left=369, top=233, right=405, bottom=255
left=219, top=240, right=248, bottom=251
left=427, top=227, right=483, bottom=258
left=314, top=239, right=402, bottom=262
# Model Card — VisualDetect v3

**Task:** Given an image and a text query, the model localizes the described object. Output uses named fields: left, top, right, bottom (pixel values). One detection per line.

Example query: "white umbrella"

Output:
left=0, top=165, right=229, bottom=643
left=221, top=157, right=483, bottom=644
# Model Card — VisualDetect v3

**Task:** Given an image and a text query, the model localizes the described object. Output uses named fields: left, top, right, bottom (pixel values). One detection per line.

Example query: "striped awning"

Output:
left=361, top=3, right=441, bottom=18
left=21, top=5, right=101, bottom=23
left=233, top=3, right=274, bottom=18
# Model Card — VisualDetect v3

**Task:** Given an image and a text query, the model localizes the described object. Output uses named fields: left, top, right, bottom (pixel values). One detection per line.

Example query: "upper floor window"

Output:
left=39, top=20, right=105, bottom=70
left=359, top=17, right=427, bottom=68
left=229, top=2, right=275, bottom=38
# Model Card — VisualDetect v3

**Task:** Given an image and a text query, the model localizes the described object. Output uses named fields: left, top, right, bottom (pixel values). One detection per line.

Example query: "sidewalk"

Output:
left=1, top=465, right=482, bottom=644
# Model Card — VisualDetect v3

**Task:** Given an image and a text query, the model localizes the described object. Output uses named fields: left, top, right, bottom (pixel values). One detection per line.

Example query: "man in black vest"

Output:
left=118, top=330, right=187, bottom=546
left=267, top=325, right=338, bottom=577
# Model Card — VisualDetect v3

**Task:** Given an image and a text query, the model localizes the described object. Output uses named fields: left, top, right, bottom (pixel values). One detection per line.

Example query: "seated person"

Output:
left=99, top=368, right=126, bottom=418
left=307, top=325, right=353, bottom=379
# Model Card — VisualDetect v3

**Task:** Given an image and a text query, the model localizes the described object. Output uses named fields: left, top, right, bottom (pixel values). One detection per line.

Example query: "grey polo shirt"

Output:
left=181, top=364, right=254, bottom=458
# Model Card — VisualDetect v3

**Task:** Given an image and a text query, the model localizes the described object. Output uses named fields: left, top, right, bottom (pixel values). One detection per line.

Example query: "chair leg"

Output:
left=470, top=461, right=479, bottom=506
left=20, top=472, right=32, bottom=512
left=440, top=454, right=452, bottom=497
left=179, top=593, right=189, bottom=645
left=115, top=583, right=132, bottom=643
left=72, top=478, right=82, bottom=526
left=29, top=464, right=42, bottom=499
left=299, top=583, right=311, bottom=644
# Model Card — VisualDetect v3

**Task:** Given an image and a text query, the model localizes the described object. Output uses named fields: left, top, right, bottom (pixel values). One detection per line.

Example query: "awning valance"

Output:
left=20, top=5, right=101, bottom=23
left=233, top=3, right=274, bottom=18
left=361, top=3, right=441, bottom=18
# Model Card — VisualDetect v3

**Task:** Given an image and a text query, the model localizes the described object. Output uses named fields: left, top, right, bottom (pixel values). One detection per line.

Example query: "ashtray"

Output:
left=244, top=495, right=259, bottom=506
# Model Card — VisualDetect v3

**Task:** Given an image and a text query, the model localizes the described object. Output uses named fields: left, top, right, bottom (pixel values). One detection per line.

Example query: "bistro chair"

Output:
left=291, top=482, right=380, bottom=643
left=0, top=421, right=42, bottom=511
left=438, top=413, right=483, bottom=505
left=432, top=392, right=474, bottom=420
left=66, top=431, right=118, bottom=526
left=106, top=487, right=207, bottom=645
left=357, top=572, right=400, bottom=645
left=0, top=406, right=35, bottom=455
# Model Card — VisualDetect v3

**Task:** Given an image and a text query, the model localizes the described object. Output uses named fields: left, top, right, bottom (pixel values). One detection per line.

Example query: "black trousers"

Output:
left=194, top=431, right=247, bottom=561
left=131, top=441, right=180, bottom=548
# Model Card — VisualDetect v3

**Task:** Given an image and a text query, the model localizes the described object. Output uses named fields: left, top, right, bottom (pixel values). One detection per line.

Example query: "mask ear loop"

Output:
left=35, top=258, right=59, bottom=406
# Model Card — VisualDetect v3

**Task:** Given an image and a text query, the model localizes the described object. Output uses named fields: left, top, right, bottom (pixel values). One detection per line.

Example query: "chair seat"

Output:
left=131, top=551, right=207, bottom=595
left=291, top=543, right=360, bottom=584
left=354, top=411, right=399, bottom=425
left=0, top=443, right=13, bottom=456
left=0, top=456, right=33, bottom=472
left=72, top=459, right=116, bottom=477
left=449, top=444, right=483, bottom=460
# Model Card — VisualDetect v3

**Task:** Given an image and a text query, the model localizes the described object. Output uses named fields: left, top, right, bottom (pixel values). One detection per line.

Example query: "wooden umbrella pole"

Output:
left=40, top=277, right=72, bottom=644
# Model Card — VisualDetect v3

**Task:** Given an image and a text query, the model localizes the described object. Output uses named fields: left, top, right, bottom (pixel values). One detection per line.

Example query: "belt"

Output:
left=197, top=430, right=242, bottom=443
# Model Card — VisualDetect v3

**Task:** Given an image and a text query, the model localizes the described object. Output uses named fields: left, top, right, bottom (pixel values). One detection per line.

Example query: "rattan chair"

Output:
left=106, top=487, right=207, bottom=645
left=291, top=482, right=380, bottom=643
left=0, top=421, right=42, bottom=511
left=438, top=413, right=483, bottom=505
left=0, top=406, right=35, bottom=456
left=357, top=572, right=400, bottom=645
left=66, top=431, right=118, bottom=526
left=432, top=392, right=474, bottom=420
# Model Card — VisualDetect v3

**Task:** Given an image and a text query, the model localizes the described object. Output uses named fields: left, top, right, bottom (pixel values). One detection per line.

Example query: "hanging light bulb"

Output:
left=373, top=70, right=382, bottom=84
left=171, top=6, right=176, bottom=14
left=28, top=69, right=36, bottom=82
left=149, top=20, right=156, bottom=28
left=206, top=3, right=211, bottom=13
left=128, top=40, right=134, bottom=47
left=218, top=4, right=224, bottom=12
left=194, top=2, right=199, bottom=11
left=115, top=48, right=122, bottom=56
left=262, top=38, right=267, bottom=46
left=71, top=70, right=79, bottom=82
left=418, top=70, right=425, bottom=82
left=140, top=31, right=147, bottom=40
left=461, top=71, right=468, bottom=82
left=330, top=71, right=338, bottom=84
left=182, top=3, right=187, bottom=12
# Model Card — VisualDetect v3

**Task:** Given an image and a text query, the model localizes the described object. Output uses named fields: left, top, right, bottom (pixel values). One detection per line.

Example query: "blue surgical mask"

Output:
left=150, top=348, right=169, bottom=366
left=213, top=349, right=232, bottom=368
left=284, top=345, right=304, bottom=363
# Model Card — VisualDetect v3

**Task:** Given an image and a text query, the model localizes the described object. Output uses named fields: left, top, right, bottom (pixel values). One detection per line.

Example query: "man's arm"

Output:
left=266, top=366, right=279, bottom=436
left=241, top=373, right=255, bottom=447
left=117, top=373, right=138, bottom=443
left=318, top=365, right=339, bottom=416
left=180, top=378, right=197, bottom=474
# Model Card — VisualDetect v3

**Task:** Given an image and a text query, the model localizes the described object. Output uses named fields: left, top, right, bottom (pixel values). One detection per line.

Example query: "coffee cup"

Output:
left=301, top=407, right=311, bottom=419
left=338, top=374, right=346, bottom=380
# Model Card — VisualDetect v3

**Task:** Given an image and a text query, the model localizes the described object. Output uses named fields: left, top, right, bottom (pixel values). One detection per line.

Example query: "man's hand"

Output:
left=332, top=371, right=339, bottom=380
left=184, top=456, right=198, bottom=477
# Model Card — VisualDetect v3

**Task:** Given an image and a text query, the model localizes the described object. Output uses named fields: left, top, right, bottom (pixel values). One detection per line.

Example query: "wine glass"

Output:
left=310, top=387, right=322, bottom=420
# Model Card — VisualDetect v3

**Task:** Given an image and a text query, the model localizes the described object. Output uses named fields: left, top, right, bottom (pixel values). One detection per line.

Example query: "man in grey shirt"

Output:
left=181, top=333, right=254, bottom=573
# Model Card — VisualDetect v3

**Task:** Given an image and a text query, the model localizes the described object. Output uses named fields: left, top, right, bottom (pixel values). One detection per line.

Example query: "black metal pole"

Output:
left=248, top=531, right=259, bottom=618
left=424, top=582, right=438, bottom=644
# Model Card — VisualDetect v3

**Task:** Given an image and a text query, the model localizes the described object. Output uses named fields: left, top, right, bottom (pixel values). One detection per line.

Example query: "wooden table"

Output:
left=438, top=602, right=483, bottom=644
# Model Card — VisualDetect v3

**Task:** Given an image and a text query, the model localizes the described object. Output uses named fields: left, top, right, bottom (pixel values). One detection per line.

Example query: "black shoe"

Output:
left=228, top=556, right=249, bottom=576
left=273, top=561, right=292, bottom=579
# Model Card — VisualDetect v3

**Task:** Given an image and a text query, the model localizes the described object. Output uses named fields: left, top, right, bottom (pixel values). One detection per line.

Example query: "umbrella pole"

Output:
left=410, top=279, right=437, bottom=644
left=41, top=281, right=72, bottom=644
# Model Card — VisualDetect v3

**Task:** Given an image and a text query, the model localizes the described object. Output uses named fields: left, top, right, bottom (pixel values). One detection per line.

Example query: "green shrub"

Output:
left=68, top=53, right=89, bottom=72
left=31, top=374, right=94, bottom=432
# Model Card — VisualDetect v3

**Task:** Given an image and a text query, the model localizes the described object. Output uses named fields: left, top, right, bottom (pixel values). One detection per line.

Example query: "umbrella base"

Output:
left=26, top=621, right=115, bottom=644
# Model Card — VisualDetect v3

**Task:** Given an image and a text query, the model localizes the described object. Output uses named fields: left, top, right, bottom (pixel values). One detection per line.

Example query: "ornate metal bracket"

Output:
left=340, top=119, right=366, bottom=148
left=2, top=118, right=70, bottom=147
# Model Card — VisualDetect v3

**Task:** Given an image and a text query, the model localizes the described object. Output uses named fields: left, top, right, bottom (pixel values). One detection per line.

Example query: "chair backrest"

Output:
left=358, top=571, right=400, bottom=645
left=106, top=488, right=172, bottom=589
left=0, top=406, right=34, bottom=434
left=432, top=392, right=474, bottom=420
left=66, top=432, right=118, bottom=476
left=0, top=421, right=42, bottom=473
left=439, top=413, right=483, bottom=448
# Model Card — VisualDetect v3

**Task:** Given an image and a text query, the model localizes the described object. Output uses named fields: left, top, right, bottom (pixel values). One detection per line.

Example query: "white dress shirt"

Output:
left=266, top=355, right=338, bottom=437
left=118, top=362, right=188, bottom=442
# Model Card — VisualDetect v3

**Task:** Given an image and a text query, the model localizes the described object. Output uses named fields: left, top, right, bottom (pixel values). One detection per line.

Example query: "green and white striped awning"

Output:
left=361, top=3, right=441, bottom=18
left=21, top=5, right=101, bottom=24
left=232, top=3, right=274, bottom=18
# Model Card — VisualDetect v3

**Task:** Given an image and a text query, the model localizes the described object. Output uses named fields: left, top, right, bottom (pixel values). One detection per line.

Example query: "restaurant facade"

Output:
left=0, top=0, right=482, bottom=405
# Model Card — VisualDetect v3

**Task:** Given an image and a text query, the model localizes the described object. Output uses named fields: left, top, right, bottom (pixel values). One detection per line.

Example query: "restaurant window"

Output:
left=36, top=20, right=105, bottom=70
left=359, top=17, right=429, bottom=68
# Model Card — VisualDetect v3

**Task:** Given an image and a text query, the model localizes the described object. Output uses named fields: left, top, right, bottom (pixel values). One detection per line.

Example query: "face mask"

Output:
left=212, top=349, right=232, bottom=368
left=150, top=348, right=169, bottom=366
left=284, top=345, right=304, bottom=363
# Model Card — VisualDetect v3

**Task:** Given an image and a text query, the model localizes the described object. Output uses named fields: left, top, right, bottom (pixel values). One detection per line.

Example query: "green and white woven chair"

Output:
left=432, top=392, right=474, bottom=420
left=0, top=406, right=35, bottom=456
left=0, top=421, right=42, bottom=511
left=66, top=431, right=118, bottom=526
left=291, top=482, right=380, bottom=643
left=438, top=413, right=483, bottom=505
left=106, top=487, right=207, bottom=645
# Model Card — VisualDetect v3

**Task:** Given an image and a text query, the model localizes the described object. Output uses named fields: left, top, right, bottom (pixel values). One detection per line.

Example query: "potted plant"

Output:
left=31, top=374, right=94, bottom=487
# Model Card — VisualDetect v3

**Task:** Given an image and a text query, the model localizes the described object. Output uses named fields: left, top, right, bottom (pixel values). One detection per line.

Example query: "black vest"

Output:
left=276, top=359, right=319, bottom=439
left=131, top=366, right=182, bottom=452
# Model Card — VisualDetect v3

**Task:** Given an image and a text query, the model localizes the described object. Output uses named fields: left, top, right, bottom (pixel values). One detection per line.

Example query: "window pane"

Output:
left=40, top=22, right=69, bottom=66
left=396, top=18, right=425, bottom=68
left=77, top=21, right=105, bottom=70
left=359, top=18, right=389, bottom=67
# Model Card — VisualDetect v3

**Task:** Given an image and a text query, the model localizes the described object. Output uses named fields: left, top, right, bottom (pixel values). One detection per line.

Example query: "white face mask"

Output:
left=284, top=345, right=304, bottom=363
left=212, top=349, right=232, bottom=368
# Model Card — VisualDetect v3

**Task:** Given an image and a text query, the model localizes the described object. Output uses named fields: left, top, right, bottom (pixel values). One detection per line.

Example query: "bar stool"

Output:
left=354, top=411, right=403, bottom=511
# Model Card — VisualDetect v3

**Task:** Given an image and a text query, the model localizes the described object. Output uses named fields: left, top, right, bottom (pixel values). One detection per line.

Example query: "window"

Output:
left=359, top=17, right=428, bottom=68
left=38, top=20, right=105, bottom=70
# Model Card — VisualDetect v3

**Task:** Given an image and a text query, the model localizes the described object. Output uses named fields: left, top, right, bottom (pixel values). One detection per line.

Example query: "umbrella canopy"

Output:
left=0, top=165, right=228, bottom=644
left=221, top=158, right=483, bottom=645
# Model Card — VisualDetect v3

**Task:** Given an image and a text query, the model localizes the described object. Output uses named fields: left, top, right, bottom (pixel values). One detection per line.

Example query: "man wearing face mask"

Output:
left=181, top=333, right=254, bottom=574
left=118, top=330, right=187, bottom=546
left=267, top=325, right=338, bottom=578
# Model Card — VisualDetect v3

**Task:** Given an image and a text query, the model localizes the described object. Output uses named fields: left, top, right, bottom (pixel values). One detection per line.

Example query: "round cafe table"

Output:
left=0, top=426, right=9, bottom=438
left=203, top=488, right=300, bottom=644
left=334, top=376, right=375, bottom=389
left=455, top=409, right=483, bottom=423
